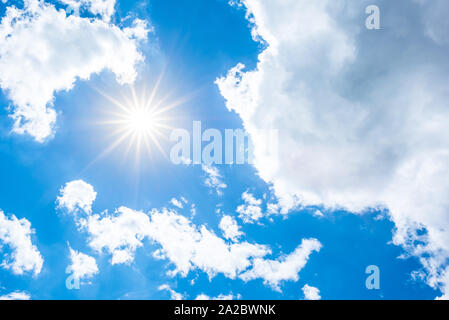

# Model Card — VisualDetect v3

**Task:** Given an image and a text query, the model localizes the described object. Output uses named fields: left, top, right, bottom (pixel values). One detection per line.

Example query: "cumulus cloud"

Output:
left=236, top=191, right=263, bottom=223
left=0, top=291, right=31, bottom=300
left=57, top=180, right=321, bottom=290
left=60, top=0, right=116, bottom=22
left=67, top=247, right=99, bottom=282
left=57, top=180, right=97, bottom=215
left=217, top=0, right=449, bottom=298
left=84, top=206, right=152, bottom=265
left=219, top=215, right=243, bottom=242
left=240, top=239, right=322, bottom=291
left=158, top=284, right=185, bottom=300
left=92, top=207, right=268, bottom=277
left=195, top=293, right=241, bottom=300
left=147, top=208, right=269, bottom=279
left=302, top=284, right=321, bottom=300
left=0, top=0, right=149, bottom=141
left=202, top=164, right=227, bottom=196
left=0, top=210, right=43, bottom=276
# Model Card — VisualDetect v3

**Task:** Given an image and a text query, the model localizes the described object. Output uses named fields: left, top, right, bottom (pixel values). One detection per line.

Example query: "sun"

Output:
left=91, top=84, right=183, bottom=164
left=114, top=99, right=167, bottom=159
left=123, top=105, right=158, bottom=135
left=84, top=76, right=194, bottom=169
left=126, top=108, right=156, bottom=134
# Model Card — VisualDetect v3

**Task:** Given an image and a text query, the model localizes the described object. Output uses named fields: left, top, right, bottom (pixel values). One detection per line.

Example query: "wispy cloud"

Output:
left=202, top=164, right=227, bottom=196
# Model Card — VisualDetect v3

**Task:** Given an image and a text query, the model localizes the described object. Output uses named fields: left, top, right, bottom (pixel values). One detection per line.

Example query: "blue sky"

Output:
left=0, top=0, right=448, bottom=300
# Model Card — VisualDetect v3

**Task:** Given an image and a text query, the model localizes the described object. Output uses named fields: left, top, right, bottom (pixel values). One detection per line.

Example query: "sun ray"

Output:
left=152, top=88, right=200, bottom=117
left=93, top=87, right=130, bottom=113
left=81, top=129, right=133, bottom=173
left=94, top=83, right=182, bottom=164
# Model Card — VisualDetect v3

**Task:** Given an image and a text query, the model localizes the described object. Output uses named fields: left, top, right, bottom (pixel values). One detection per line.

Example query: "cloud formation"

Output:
left=170, top=197, right=187, bottom=209
left=195, top=293, right=241, bottom=300
left=202, top=165, right=227, bottom=196
left=0, top=210, right=43, bottom=276
left=302, top=284, right=321, bottom=300
left=57, top=180, right=97, bottom=215
left=0, top=0, right=149, bottom=141
left=60, top=0, right=116, bottom=22
left=0, top=291, right=31, bottom=300
left=219, top=215, right=243, bottom=242
left=57, top=180, right=321, bottom=290
left=158, top=284, right=185, bottom=300
left=67, top=247, right=99, bottom=281
left=218, top=0, right=449, bottom=298
left=240, top=239, right=322, bottom=291
left=236, top=191, right=263, bottom=223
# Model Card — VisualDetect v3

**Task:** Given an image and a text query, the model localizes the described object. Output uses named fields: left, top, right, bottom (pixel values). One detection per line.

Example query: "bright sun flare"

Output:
left=107, top=96, right=168, bottom=159
left=125, top=107, right=157, bottom=134
left=92, top=83, right=188, bottom=162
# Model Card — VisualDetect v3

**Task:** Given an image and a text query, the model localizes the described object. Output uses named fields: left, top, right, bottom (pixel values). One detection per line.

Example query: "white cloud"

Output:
left=55, top=180, right=153, bottom=265
left=57, top=182, right=151, bottom=265
left=147, top=209, right=269, bottom=279
left=60, top=0, right=116, bottom=22
left=58, top=181, right=320, bottom=290
left=313, top=210, right=324, bottom=218
left=236, top=191, right=263, bottom=223
left=84, top=206, right=152, bottom=265
left=158, top=284, right=185, bottom=300
left=0, top=0, right=149, bottom=142
left=195, top=293, right=241, bottom=300
left=0, top=210, right=43, bottom=276
left=57, top=180, right=97, bottom=215
left=218, top=0, right=449, bottom=298
left=190, top=203, right=197, bottom=218
left=0, top=291, right=31, bottom=300
left=302, top=284, right=321, bottom=300
left=240, top=239, right=322, bottom=291
left=202, top=164, right=227, bottom=196
left=219, top=215, right=243, bottom=241
left=435, top=266, right=449, bottom=300
left=149, top=209, right=317, bottom=285
left=67, top=247, right=98, bottom=281
left=124, top=18, right=152, bottom=41
left=170, top=198, right=184, bottom=209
